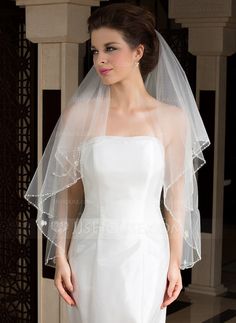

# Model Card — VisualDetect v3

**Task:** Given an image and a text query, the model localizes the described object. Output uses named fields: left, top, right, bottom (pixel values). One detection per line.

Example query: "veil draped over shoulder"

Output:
left=24, top=30, right=210, bottom=269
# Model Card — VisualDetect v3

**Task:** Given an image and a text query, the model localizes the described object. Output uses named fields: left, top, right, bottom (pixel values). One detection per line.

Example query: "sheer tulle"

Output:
left=24, top=30, right=210, bottom=269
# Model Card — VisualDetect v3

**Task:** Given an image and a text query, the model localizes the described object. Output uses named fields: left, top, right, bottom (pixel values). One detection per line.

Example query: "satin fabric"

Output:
left=67, top=136, right=170, bottom=323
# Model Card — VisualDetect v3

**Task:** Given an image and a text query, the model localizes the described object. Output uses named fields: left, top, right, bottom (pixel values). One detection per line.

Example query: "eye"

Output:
left=90, top=49, right=98, bottom=55
left=106, top=46, right=116, bottom=52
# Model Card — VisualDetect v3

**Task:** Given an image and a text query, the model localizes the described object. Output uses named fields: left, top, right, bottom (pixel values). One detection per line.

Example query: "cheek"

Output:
left=111, top=52, right=133, bottom=69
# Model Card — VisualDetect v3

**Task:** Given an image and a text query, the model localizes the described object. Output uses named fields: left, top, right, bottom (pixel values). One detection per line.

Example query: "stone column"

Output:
left=15, top=1, right=99, bottom=322
left=169, top=0, right=236, bottom=296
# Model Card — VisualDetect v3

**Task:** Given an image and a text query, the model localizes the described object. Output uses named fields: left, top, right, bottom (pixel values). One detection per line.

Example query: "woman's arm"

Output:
left=164, top=209, right=182, bottom=268
left=163, top=173, right=185, bottom=268
left=55, top=178, right=85, bottom=260
left=160, top=180, right=184, bottom=309
left=160, top=107, right=187, bottom=308
left=54, top=178, right=84, bottom=306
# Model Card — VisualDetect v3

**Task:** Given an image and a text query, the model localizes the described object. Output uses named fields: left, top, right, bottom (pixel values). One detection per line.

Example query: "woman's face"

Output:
left=90, top=27, right=143, bottom=85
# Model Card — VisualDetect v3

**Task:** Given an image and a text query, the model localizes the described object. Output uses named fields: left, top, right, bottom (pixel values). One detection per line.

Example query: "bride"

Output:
left=24, top=3, right=210, bottom=323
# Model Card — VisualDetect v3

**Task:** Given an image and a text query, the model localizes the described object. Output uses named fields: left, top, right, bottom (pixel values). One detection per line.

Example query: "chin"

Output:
left=100, top=78, right=119, bottom=86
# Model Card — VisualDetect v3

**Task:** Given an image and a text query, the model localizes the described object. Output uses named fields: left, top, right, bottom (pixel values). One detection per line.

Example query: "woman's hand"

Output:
left=160, top=262, right=183, bottom=309
left=54, top=256, right=76, bottom=306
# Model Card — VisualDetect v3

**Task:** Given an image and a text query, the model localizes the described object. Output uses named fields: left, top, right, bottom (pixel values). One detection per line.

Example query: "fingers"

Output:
left=167, top=279, right=176, bottom=298
left=160, top=278, right=183, bottom=309
left=54, top=276, right=76, bottom=306
left=63, top=273, right=74, bottom=293
left=161, top=284, right=182, bottom=308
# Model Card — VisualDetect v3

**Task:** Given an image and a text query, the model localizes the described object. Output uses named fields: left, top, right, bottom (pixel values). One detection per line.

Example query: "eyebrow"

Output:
left=90, top=42, right=120, bottom=49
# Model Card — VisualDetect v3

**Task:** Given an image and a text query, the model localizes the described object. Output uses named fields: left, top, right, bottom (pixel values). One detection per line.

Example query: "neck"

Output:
left=109, top=73, right=150, bottom=113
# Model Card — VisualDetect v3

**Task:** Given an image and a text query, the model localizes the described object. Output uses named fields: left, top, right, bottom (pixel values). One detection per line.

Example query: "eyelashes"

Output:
left=90, top=49, right=98, bottom=55
left=106, top=47, right=117, bottom=52
left=90, top=47, right=117, bottom=55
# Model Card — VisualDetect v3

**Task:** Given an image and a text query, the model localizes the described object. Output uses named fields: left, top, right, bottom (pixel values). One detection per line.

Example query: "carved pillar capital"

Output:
left=16, top=0, right=100, bottom=43
left=169, top=0, right=236, bottom=56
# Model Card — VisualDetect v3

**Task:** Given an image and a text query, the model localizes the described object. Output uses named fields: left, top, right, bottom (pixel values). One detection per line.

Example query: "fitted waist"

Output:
left=83, top=198, right=161, bottom=220
left=73, top=215, right=167, bottom=240
left=72, top=199, right=166, bottom=240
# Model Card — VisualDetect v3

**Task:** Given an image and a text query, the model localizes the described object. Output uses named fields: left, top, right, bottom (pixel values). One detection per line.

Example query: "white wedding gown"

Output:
left=67, top=135, right=170, bottom=323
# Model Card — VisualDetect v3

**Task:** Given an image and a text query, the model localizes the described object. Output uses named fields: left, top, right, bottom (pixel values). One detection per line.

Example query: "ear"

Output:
left=135, top=44, right=144, bottom=61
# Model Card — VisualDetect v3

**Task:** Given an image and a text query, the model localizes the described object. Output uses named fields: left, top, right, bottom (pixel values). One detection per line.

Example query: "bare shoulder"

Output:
left=154, top=99, right=185, bottom=120
left=147, top=98, right=186, bottom=126
left=151, top=99, right=187, bottom=146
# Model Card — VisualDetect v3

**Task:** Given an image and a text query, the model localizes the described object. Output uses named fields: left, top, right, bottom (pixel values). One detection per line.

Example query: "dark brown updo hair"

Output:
left=87, top=3, right=159, bottom=81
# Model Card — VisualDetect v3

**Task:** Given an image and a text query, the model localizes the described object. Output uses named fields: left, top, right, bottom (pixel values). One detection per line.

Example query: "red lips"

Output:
left=99, top=68, right=112, bottom=75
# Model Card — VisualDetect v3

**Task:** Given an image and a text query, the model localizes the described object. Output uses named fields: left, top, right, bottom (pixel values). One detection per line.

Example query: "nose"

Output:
left=94, top=51, right=108, bottom=65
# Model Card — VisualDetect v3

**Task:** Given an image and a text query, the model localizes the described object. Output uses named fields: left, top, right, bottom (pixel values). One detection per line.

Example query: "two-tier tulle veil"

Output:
left=24, top=30, right=210, bottom=269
